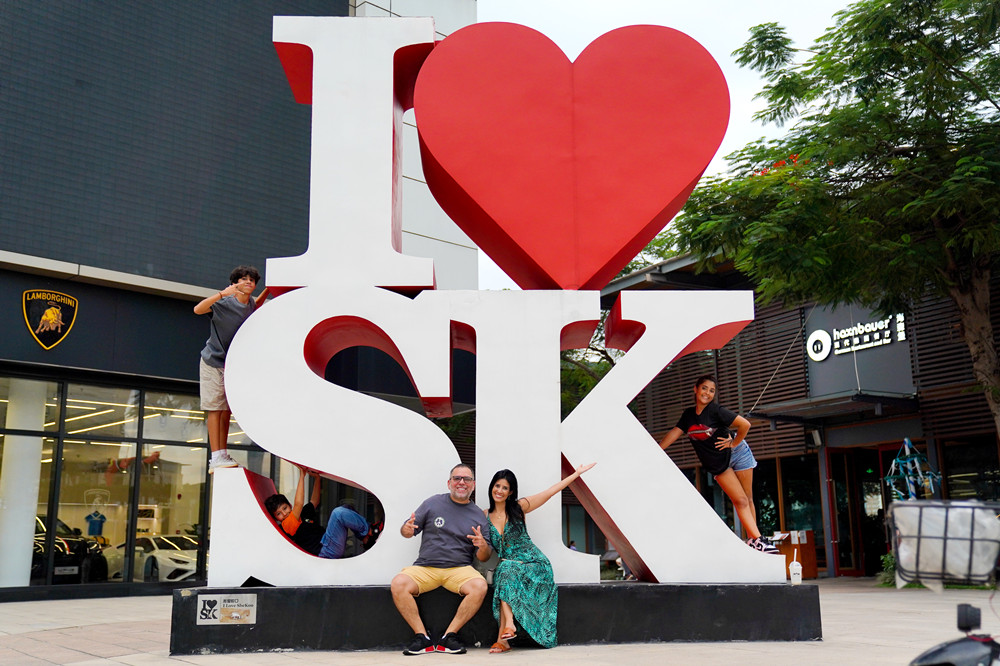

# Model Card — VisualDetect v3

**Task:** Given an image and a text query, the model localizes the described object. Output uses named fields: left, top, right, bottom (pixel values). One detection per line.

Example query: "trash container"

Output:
left=888, top=500, right=1000, bottom=591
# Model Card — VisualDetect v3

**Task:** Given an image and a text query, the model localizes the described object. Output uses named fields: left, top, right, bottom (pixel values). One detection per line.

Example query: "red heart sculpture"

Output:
left=414, top=22, right=729, bottom=290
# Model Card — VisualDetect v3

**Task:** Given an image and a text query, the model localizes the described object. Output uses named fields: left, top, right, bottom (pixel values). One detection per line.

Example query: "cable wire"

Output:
left=748, top=305, right=817, bottom=415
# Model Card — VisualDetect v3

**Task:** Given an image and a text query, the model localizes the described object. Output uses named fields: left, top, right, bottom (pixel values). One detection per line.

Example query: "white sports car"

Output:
left=106, top=535, right=200, bottom=582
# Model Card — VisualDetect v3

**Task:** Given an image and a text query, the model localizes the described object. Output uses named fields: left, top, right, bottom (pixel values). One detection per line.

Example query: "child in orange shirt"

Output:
left=264, top=467, right=374, bottom=558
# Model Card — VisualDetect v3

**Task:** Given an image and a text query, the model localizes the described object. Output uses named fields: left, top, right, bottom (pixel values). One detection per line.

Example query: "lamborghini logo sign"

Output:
left=23, top=290, right=78, bottom=350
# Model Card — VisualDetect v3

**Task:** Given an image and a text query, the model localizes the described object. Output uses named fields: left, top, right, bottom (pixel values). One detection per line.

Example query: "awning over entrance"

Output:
left=750, top=390, right=919, bottom=426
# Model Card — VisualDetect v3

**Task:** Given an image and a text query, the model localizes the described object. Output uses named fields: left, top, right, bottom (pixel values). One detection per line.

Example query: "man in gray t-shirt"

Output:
left=391, top=464, right=493, bottom=655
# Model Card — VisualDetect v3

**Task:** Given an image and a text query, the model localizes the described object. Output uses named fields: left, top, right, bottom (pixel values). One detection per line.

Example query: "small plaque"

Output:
left=196, top=593, right=257, bottom=625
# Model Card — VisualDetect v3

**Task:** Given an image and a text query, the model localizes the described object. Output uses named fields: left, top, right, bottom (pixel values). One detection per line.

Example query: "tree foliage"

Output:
left=559, top=252, right=659, bottom=416
left=661, top=0, right=1000, bottom=428
left=560, top=355, right=610, bottom=420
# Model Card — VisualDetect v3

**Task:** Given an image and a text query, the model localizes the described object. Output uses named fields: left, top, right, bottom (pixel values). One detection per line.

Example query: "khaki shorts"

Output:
left=199, top=359, right=229, bottom=411
left=398, top=565, right=484, bottom=596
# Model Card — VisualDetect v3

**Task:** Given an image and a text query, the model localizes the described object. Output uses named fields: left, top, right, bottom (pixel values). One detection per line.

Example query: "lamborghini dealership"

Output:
left=0, top=0, right=479, bottom=596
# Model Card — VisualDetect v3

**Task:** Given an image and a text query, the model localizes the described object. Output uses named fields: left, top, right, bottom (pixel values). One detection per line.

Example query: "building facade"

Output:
left=0, top=1, right=478, bottom=595
left=608, top=256, right=1000, bottom=577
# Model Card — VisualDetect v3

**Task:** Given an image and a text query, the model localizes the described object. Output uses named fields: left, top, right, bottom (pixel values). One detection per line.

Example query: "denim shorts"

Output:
left=730, top=441, right=757, bottom=472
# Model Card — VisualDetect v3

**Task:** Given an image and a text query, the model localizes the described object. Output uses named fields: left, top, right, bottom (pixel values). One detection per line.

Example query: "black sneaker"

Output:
left=436, top=632, right=466, bottom=654
left=403, top=633, right=435, bottom=655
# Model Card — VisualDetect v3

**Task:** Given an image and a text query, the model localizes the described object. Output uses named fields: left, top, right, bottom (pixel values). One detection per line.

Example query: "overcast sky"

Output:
left=473, top=0, right=853, bottom=289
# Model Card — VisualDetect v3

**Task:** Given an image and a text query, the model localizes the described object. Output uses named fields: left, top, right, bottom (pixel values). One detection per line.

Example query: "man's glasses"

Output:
left=450, top=476, right=474, bottom=483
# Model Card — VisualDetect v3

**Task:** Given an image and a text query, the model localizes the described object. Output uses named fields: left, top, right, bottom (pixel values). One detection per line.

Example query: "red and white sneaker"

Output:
left=436, top=632, right=467, bottom=654
left=403, top=633, right=435, bottom=655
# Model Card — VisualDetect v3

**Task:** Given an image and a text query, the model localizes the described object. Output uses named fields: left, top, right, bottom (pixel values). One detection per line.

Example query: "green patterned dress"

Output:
left=490, top=518, right=558, bottom=648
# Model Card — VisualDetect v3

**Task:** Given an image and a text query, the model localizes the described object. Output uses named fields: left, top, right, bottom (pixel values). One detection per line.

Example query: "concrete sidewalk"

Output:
left=0, top=577, right=997, bottom=665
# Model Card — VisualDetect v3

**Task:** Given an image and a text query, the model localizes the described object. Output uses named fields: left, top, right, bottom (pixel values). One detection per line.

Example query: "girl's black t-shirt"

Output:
left=674, top=402, right=738, bottom=476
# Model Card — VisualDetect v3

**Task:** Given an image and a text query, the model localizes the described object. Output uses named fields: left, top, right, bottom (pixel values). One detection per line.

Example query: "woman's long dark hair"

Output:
left=487, top=469, right=525, bottom=525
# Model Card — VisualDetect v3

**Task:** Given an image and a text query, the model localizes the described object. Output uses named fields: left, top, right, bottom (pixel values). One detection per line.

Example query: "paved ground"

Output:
left=0, top=577, right=998, bottom=665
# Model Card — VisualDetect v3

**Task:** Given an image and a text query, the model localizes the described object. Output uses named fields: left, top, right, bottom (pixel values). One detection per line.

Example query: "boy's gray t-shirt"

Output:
left=200, top=295, right=256, bottom=367
left=412, top=493, right=491, bottom=568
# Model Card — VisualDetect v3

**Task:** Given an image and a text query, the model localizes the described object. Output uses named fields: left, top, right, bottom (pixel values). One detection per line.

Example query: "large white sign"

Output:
left=209, top=16, right=785, bottom=587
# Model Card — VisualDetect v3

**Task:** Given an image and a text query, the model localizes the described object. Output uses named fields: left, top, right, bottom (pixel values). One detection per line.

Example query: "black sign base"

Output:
left=170, top=582, right=822, bottom=654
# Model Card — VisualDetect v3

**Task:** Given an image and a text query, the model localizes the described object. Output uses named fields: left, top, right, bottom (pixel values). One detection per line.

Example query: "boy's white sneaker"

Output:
left=209, top=453, right=239, bottom=472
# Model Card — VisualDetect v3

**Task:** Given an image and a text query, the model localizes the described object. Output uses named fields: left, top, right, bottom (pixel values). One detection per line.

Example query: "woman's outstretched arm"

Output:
left=659, top=427, right=684, bottom=450
left=519, top=463, right=596, bottom=514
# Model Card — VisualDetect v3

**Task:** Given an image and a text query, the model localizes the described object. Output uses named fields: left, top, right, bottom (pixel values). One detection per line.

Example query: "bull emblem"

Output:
left=35, top=303, right=64, bottom=334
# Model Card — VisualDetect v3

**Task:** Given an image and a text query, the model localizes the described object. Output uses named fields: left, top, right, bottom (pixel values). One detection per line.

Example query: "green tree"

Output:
left=560, top=354, right=609, bottom=420
left=664, top=0, right=1000, bottom=436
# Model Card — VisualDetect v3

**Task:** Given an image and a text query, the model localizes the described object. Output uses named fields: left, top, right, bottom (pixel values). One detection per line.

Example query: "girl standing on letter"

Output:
left=659, top=375, right=779, bottom=554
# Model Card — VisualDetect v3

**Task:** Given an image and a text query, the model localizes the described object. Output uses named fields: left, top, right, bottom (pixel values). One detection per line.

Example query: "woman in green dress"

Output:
left=485, top=462, right=595, bottom=653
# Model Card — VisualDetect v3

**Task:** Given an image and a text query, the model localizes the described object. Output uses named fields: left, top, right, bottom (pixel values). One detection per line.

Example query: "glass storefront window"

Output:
left=754, top=459, right=780, bottom=537
left=17, top=436, right=56, bottom=586
left=0, top=376, right=61, bottom=432
left=225, top=417, right=251, bottom=446
left=65, top=384, right=139, bottom=439
left=227, top=448, right=271, bottom=478
left=142, top=391, right=250, bottom=446
left=0, top=376, right=60, bottom=587
left=53, top=440, right=136, bottom=584
left=136, top=444, right=207, bottom=582
left=2, top=377, right=276, bottom=589
left=38, top=437, right=57, bottom=515
left=275, top=457, right=299, bottom=499
left=781, top=454, right=826, bottom=569
left=699, top=471, right=736, bottom=532
left=942, top=436, right=1000, bottom=500
left=143, top=392, right=205, bottom=443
